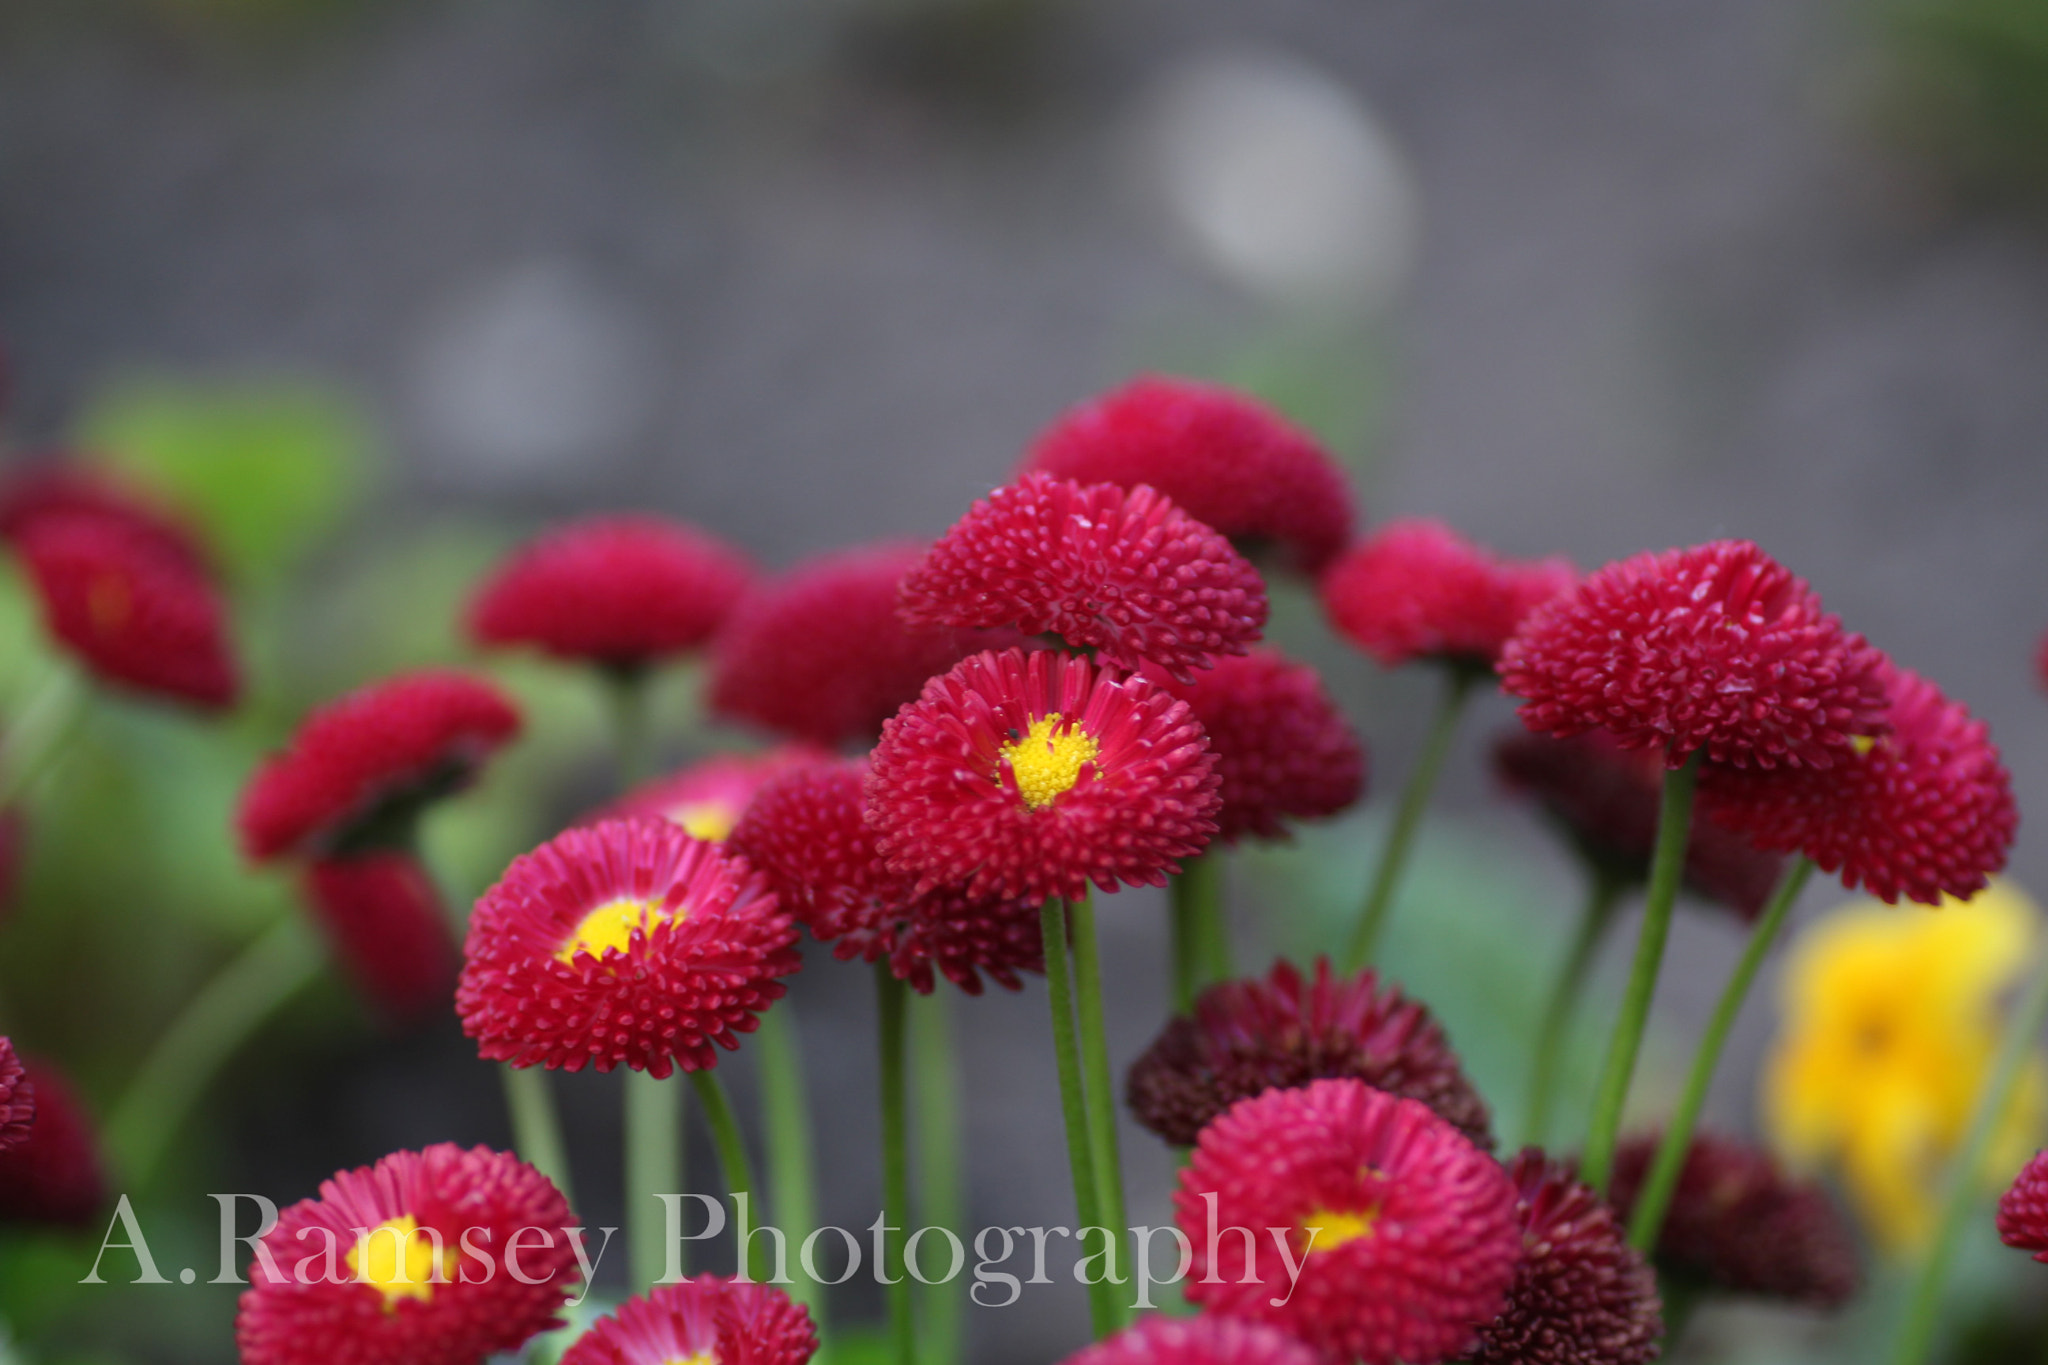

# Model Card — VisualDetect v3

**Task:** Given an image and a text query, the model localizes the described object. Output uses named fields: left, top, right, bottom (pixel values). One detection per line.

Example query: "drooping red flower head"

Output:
left=1322, top=519, right=1576, bottom=671
left=865, top=648, right=1220, bottom=904
left=732, top=758, right=1041, bottom=995
left=1997, top=1150, right=2048, bottom=1262
left=13, top=514, right=239, bottom=709
left=0, top=1058, right=105, bottom=1227
left=238, top=671, right=521, bottom=862
left=586, top=747, right=826, bottom=843
left=1699, top=662, right=2016, bottom=906
left=1469, top=1150, right=1661, bottom=1365
left=1177, top=1078, right=1521, bottom=1365
left=898, top=474, right=1268, bottom=679
left=560, top=1276, right=819, bottom=1365
left=236, top=1143, right=577, bottom=1365
left=1019, top=375, right=1355, bottom=576
left=1499, top=540, right=1889, bottom=771
left=1128, top=958, right=1492, bottom=1149
left=1146, top=649, right=1365, bottom=845
left=1058, top=1315, right=1323, bottom=1365
left=1606, top=1131, right=1860, bottom=1308
left=458, top=819, right=799, bottom=1076
left=304, top=854, right=459, bottom=1025
left=0, top=462, right=210, bottom=574
left=1494, top=730, right=1786, bottom=921
left=0, top=1037, right=31, bottom=1153
left=708, top=542, right=1012, bottom=749
left=468, top=515, right=754, bottom=669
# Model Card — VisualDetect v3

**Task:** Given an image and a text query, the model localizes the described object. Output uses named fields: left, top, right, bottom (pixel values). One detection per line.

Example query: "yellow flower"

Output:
left=1764, top=880, right=2047, bottom=1254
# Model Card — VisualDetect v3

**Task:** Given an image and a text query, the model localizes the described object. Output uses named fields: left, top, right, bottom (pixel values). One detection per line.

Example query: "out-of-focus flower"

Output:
left=0, top=806, right=22, bottom=925
left=468, top=515, right=753, bottom=669
left=1607, top=1132, right=1860, bottom=1307
left=0, top=1058, right=104, bottom=1227
left=1764, top=882, right=2047, bottom=1253
left=1019, top=376, right=1354, bottom=575
left=0, top=462, right=209, bottom=573
left=865, top=648, right=1220, bottom=905
left=559, top=1276, right=818, bottom=1365
left=1500, top=540, right=1888, bottom=771
left=1494, top=730, right=1786, bottom=920
left=236, top=1143, right=576, bottom=1365
left=303, top=854, right=459, bottom=1025
left=1702, top=663, right=2015, bottom=906
left=1996, top=1150, right=2048, bottom=1262
left=1127, top=958, right=1490, bottom=1149
left=1146, top=649, right=1365, bottom=845
left=1177, top=1078, right=1519, bottom=1365
left=1322, top=519, right=1573, bottom=671
left=1057, top=1315, right=1321, bottom=1365
left=238, top=671, right=521, bottom=862
left=898, top=473, right=1267, bottom=679
left=731, top=758, right=1041, bottom=996
left=586, top=747, right=823, bottom=843
left=457, top=819, right=798, bottom=1077
left=0, top=1037, right=31, bottom=1153
left=1469, top=1150, right=1661, bottom=1365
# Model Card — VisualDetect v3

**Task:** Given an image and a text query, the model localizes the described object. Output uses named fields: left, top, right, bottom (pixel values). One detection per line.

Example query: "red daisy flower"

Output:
left=708, top=541, right=1012, bottom=749
left=1699, top=662, right=2015, bottom=906
left=1019, top=374, right=1355, bottom=575
left=1997, top=1150, right=2048, bottom=1262
left=0, top=462, right=210, bottom=574
left=559, top=1276, right=818, bottom=1365
left=1494, top=730, right=1786, bottom=921
left=468, top=515, right=753, bottom=669
left=1499, top=540, right=1888, bottom=771
left=898, top=473, right=1268, bottom=680
left=1322, top=519, right=1575, bottom=671
left=13, top=514, right=239, bottom=709
left=731, top=758, right=1042, bottom=995
left=585, top=747, right=826, bottom=843
left=457, top=818, right=798, bottom=1077
left=236, top=1143, right=577, bottom=1365
left=0, top=1037, right=31, bottom=1153
left=304, top=854, right=459, bottom=1025
left=238, top=671, right=521, bottom=862
left=1176, top=1078, right=1521, bottom=1365
left=865, top=648, right=1220, bottom=904
left=1147, top=649, right=1365, bottom=844
left=1059, top=1315, right=1322, bottom=1365
left=1128, top=958, right=1492, bottom=1149
left=1469, top=1150, right=1661, bottom=1365
left=0, top=1058, right=105, bottom=1227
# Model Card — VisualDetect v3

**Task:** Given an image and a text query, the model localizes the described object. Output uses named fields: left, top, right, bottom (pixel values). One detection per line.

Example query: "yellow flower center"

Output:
left=348, top=1215, right=456, bottom=1306
left=1299, top=1206, right=1376, bottom=1253
left=1850, top=734, right=1878, bottom=758
left=1001, top=714, right=1100, bottom=811
left=557, top=896, right=680, bottom=965
left=668, top=800, right=738, bottom=843
left=663, top=1354, right=716, bottom=1365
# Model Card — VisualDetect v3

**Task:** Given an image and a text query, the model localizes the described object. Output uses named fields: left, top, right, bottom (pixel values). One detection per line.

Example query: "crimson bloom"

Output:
left=0, top=462, right=210, bottom=573
left=1322, top=519, right=1575, bottom=670
left=1019, top=374, right=1355, bottom=575
left=1177, top=1078, right=1521, bottom=1365
left=1058, top=1315, right=1322, bottom=1365
left=898, top=473, right=1267, bottom=679
left=304, top=854, right=459, bottom=1024
left=732, top=758, right=1042, bottom=995
left=1997, top=1150, right=2048, bottom=1262
left=458, top=819, right=798, bottom=1076
left=0, top=1058, right=105, bottom=1227
left=238, top=671, right=521, bottom=862
left=587, top=747, right=824, bottom=843
left=0, top=1037, right=31, bottom=1153
left=1500, top=540, right=1888, bottom=771
left=1128, top=958, right=1491, bottom=1149
left=236, top=1143, right=576, bottom=1365
left=468, top=515, right=752, bottom=669
left=865, top=648, right=1220, bottom=904
left=560, top=1276, right=818, bottom=1365
left=1700, top=662, right=2016, bottom=905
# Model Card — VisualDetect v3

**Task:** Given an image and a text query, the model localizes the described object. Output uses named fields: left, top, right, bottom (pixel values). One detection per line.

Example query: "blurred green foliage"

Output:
left=1874, top=0, right=2048, bottom=200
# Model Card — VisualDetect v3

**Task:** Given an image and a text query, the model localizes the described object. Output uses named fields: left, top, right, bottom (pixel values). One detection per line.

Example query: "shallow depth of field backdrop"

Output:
left=4, top=0, right=2048, bottom=1362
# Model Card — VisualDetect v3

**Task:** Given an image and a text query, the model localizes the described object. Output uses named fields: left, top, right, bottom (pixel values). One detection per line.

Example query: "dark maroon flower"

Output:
left=0, top=1058, right=105, bottom=1227
left=0, top=1037, right=31, bottom=1153
left=304, top=853, right=459, bottom=1025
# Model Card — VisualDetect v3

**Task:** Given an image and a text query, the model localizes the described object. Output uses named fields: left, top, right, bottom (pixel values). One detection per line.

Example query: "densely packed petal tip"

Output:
left=559, top=1276, right=818, bottom=1365
left=1056, top=1314, right=1322, bottom=1365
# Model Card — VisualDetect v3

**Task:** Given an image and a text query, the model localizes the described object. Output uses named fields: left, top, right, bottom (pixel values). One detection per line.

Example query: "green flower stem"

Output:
left=1169, top=855, right=1224, bottom=1013
left=689, top=1069, right=765, bottom=1284
left=755, top=1002, right=822, bottom=1322
left=106, top=916, right=323, bottom=1186
left=604, top=667, right=655, bottom=788
left=1342, top=668, right=1477, bottom=972
left=874, top=965, right=917, bottom=1365
left=500, top=1065, right=576, bottom=1213
left=625, top=1069, right=682, bottom=1292
left=1069, top=891, right=1129, bottom=1333
left=910, top=989, right=964, bottom=1365
left=1521, top=870, right=1626, bottom=1148
left=1628, top=857, right=1813, bottom=1251
left=1889, top=938, right=2048, bottom=1365
left=1040, top=897, right=1117, bottom=1338
left=1578, top=754, right=1698, bottom=1193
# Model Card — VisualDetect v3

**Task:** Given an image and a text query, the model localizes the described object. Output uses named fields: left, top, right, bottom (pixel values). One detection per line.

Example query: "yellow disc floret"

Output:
left=669, top=800, right=739, bottom=843
left=1299, top=1205, right=1377, bottom=1253
left=663, top=1354, right=717, bottom=1365
left=1002, top=713, right=1100, bottom=811
left=558, top=896, right=681, bottom=965
left=348, top=1215, right=457, bottom=1306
